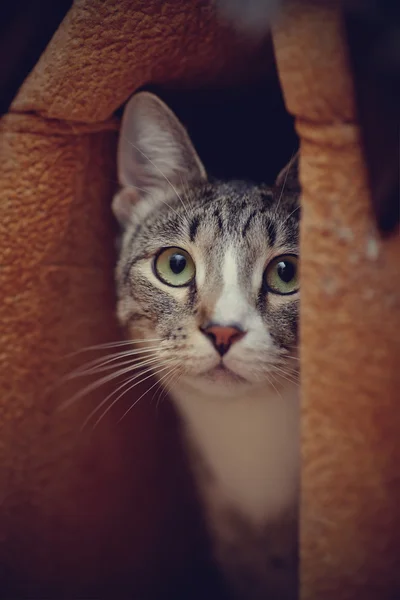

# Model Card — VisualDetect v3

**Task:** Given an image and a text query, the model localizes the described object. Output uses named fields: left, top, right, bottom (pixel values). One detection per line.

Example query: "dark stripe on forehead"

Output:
left=213, top=209, right=223, bottom=232
left=265, top=216, right=277, bottom=246
left=189, top=215, right=200, bottom=241
left=242, top=209, right=257, bottom=238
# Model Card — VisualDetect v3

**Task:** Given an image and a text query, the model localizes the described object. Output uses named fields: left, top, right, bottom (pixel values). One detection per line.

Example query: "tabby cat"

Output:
left=112, top=92, right=300, bottom=599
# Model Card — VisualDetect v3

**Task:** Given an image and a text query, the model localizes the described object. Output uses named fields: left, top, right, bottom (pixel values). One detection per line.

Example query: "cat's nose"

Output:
left=200, top=323, right=246, bottom=356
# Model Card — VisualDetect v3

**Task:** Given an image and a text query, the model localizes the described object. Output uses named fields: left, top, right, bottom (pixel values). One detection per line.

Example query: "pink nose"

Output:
left=200, top=323, right=246, bottom=356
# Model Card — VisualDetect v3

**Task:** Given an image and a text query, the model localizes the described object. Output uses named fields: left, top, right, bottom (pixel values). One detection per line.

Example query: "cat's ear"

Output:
left=113, top=92, right=206, bottom=225
left=275, top=151, right=300, bottom=193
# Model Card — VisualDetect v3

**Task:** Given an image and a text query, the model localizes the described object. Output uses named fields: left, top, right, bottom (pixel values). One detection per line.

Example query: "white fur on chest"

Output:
left=171, top=383, right=299, bottom=524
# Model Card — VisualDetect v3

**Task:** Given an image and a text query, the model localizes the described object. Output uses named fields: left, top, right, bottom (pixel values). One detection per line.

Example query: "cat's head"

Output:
left=113, top=92, right=300, bottom=399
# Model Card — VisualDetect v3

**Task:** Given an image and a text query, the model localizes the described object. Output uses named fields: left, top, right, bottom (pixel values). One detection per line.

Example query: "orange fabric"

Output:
left=0, top=0, right=271, bottom=595
left=273, top=3, right=400, bottom=598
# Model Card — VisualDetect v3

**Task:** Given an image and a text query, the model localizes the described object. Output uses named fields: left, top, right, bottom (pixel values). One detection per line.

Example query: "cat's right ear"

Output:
left=113, top=92, right=206, bottom=227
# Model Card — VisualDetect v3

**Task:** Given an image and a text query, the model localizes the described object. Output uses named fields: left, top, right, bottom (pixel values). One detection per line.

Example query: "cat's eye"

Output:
left=154, top=247, right=196, bottom=287
left=264, top=254, right=299, bottom=295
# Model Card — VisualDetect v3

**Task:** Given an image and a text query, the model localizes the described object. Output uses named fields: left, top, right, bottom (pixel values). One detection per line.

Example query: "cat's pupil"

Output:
left=277, top=261, right=295, bottom=283
left=170, top=254, right=187, bottom=274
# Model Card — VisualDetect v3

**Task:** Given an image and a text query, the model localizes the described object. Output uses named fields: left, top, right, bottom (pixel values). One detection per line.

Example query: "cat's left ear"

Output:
left=113, top=92, right=206, bottom=226
left=275, top=151, right=300, bottom=193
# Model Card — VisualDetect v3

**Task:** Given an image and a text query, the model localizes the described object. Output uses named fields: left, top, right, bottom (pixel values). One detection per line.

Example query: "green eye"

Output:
left=264, top=254, right=299, bottom=295
left=154, top=247, right=195, bottom=287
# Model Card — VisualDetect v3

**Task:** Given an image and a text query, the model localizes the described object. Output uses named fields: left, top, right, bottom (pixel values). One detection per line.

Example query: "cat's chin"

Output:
left=203, top=364, right=248, bottom=384
left=179, top=365, right=257, bottom=399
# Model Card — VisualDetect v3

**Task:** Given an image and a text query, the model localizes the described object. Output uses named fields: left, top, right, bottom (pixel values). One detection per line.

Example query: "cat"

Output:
left=112, top=91, right=300, bottom=599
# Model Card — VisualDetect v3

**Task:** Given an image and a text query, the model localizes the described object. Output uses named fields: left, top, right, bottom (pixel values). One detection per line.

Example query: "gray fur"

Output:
left=116, top=178, right=299, bottom=350
left=113, top=92, right=300, bottom=599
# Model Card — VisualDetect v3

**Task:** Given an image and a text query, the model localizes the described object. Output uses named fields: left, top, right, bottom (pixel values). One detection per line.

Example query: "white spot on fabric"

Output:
left=337, top=227, right=354, bottom=242
left=366, top=236, right=379, bottom=260
left=362, top=288, right=375, bottom=300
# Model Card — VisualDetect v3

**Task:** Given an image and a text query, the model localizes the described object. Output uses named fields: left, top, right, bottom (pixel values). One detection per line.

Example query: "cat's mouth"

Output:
left=203, top=363, right=247, bottom=383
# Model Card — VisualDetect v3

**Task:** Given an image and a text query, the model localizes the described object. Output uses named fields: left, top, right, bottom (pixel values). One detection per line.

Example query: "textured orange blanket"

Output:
left=0, top=0, right=399, bottom=598
left=273, top=3, right=400, bottom=599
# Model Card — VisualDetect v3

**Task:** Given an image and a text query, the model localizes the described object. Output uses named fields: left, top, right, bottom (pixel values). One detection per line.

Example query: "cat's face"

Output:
left=113, top=92, right=300, bottom=399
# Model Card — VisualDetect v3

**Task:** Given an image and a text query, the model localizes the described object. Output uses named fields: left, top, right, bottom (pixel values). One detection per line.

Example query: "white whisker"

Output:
left=82, top=365, right=159, bottom=430
left=65, top=338, right=162, bottom=358
left=265, top=372, right=284, bottom=401
left=117, top=366, right=180, bottom=424
left=270, top=362, right=299, bottom=380
left=274, top=149, right=296, bottom=217
left=152, top=368, right=173, bottom=407
left=270, top=361, right=299, bottom=374
left=153, top=366, right=180, bottom=411
left=65, top=347, right=161, bottom=379
left=93, top=363, right=176, bottom=429
left=70, top=354, right=161, bottom=379
left=85, top=361, right=175, bottom=429
left=281, top=205, right=301, bottom=226
left=270, top=368, right=299, bottom=387
left=58, top=356, right=164, bottom=412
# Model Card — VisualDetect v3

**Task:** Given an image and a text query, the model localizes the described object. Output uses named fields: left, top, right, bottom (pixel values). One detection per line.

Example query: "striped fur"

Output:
left=113, top=92, right=300, bottom=599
